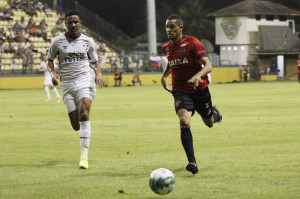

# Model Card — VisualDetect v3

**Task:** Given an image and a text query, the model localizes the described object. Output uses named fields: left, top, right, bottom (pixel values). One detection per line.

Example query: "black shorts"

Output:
left=172, top=87, right=213, bottom=118
left=298, top=73, right=300, bottom=80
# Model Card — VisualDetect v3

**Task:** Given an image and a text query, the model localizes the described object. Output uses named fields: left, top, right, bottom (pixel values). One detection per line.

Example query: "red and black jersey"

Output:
left=297, top=59, right=300, bottom=74
left=162, top=35, right=209, bottom=93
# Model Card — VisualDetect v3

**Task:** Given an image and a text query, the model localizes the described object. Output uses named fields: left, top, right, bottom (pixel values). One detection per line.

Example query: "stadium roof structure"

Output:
left=207, top=0, right=300, bottom=19
left=256, top=26, right=300, bottom=54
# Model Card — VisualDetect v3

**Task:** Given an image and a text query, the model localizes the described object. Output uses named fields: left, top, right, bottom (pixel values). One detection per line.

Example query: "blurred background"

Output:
left=0, top=0, right=300, bottom=85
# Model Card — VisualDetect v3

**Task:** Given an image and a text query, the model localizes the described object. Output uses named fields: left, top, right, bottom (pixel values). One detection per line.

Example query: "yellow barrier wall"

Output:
left=260, top=75, right=278, bottom=81
left=0, top=67, right=242, bottom=89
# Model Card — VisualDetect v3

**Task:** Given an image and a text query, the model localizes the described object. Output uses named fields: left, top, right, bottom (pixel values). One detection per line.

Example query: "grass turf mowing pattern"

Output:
left=0, top=81, right=299, bottom=198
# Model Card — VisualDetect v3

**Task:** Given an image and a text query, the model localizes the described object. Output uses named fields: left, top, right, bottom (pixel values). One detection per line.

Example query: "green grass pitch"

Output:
left=0, top=80, right=299, bottom=198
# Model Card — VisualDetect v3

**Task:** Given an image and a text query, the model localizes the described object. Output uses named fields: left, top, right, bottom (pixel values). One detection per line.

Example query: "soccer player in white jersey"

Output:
left=39, top=54, right=61, bottom=102
left=47, top=10, right=104, bottom=169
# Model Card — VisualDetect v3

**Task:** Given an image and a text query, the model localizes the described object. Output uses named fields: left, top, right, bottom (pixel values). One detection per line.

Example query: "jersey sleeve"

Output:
left=190, top=37, right=207, bottom=58
left=87, top=39, right=99, bottom=63
left=48, top=39, right=58, bottom=61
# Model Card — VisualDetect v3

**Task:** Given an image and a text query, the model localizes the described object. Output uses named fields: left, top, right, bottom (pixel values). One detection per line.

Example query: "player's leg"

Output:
left=68, top=110, right=80, bottom=131
left=50, top=85, right=61, bottom=102
left=173, top=91, right=198, bottom=174
left=195, top=87, right=222, bottom=128
left=44, top=85, right=51, bottom=101
left=75, top=76, right=96, bottom=169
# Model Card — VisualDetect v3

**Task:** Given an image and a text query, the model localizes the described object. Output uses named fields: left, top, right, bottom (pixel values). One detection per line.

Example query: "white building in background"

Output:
left=208, top=0, right=300, bottom=79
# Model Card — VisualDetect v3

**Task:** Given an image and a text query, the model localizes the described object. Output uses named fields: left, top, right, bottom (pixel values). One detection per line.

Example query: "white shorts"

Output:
left=44, top=76, right=53, bottom=86
left=60, top=76, right=96, bottom=113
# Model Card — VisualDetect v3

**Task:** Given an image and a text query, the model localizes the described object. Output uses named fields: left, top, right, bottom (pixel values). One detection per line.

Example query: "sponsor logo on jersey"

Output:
left=64, top=52, right=86, bottom=63
left=169, top=58, right=188, bottom=67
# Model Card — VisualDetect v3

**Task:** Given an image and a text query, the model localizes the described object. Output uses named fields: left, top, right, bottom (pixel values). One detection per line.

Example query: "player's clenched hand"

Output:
left=52, top=73, right=59, bottom=86
left=188, top=75, right=202, bottom=90
left=161, top=77, right=171, bottom=92
left=95, top=73, right=104, bottom=88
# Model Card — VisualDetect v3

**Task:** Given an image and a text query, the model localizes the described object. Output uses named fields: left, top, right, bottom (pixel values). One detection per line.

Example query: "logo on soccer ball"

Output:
left=175, top=100, right=181, bottom=107
left=63, top=46, right=67, bottom=49
left=149, top=168, right=175, bottom=195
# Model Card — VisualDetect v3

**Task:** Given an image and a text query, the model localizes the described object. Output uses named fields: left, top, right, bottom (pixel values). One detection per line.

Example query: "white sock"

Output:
left=79, top=121, right=91, bottom=160
left=52, top=87, right=60, bottom=97
left=44, top=87, right=50, bottom=98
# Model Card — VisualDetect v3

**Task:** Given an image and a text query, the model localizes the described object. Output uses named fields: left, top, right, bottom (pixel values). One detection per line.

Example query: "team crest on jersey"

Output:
left=83, top=44, right=89, bottom=51
left=175, top=100, right=181, bottom=107
left=165, top=46, right=169, bottom=52
left=180, top=48, right=185, bottom=55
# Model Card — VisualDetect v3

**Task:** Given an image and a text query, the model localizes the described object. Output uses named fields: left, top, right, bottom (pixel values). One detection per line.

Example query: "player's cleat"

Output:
left=186, top=162, right=198, bottom=174
left=57, top=96, right=61, bottom=103
left=212, top=106, right=222, bottom=123
left=79, top=158, right=89, bottom=169
left=45, top=97, right=51, bottom=102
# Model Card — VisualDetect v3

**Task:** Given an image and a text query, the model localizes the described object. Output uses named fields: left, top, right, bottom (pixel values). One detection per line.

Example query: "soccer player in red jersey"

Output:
left=161, top=14, right=222, bottom=174
left=297, top=54, right=300, bottom=83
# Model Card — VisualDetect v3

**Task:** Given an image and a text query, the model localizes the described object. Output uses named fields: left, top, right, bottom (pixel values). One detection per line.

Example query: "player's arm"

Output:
left=188, top=56, right=212, bottom=90
left=47, top=60, right=59, bottom=86
left=91, top=61, right=104, bottom=88
left=161, top=63, right=171, bottom=92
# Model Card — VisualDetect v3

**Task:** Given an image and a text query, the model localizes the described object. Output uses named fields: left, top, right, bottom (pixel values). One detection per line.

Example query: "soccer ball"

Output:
left=149, top=168, right=176, bottom=195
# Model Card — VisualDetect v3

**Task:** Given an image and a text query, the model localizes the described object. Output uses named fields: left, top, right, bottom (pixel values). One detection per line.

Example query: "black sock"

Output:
left=181, top=126, right=196, bottom=163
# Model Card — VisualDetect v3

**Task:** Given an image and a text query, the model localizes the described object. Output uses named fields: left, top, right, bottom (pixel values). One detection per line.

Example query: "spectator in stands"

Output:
left=7, top=31, right=15, bottom=42
left=132, top=73, right=142, bottom=86
left=2, top=7, right=13, bottom=20
left=11, top=0, right=19, bottom=10
left=27, top=16, right=34, bottom=29
left=137, top=54, right=144, bottom=70
left=28, top=22, right=38, bottom=36
left=22, top=49, right=29, bottom=74
left=55, top=18, right=64, bottom=32
left=123, top=54, right=130, bottom=72
left=0, top=44, right=4, bottom=53
left=11, top=55, right=16, bottom=73
left=13, top=20, right=22, bottom=32
left=32, top=0, right=42, bottom=11
left=0, top=29, right=6, bottom=43
left=43, top=3, right=52, bottom=17
left=20, top=16, right=27, bottom=31
left=8, top=42, right=14, bottom=53
left=15, top=31, right=26, bottom=42
left=7, top=19, right=13, bottom=31
left=40, top=18, right=48, bottom=28
left=0, top=7, right=4, bottom=20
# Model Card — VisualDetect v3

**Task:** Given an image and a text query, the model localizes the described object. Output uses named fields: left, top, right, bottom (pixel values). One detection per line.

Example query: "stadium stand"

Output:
left=0, top=0, right=121, bottom=75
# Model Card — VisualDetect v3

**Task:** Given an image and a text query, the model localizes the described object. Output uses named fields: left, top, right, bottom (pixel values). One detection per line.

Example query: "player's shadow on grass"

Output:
left=172, top=164, right=216, bottom=178
left=0, top=160, right=75, bottom=168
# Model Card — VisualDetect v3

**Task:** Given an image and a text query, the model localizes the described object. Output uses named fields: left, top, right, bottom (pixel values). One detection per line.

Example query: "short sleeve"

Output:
left=48, top=39, right=58, bottom=61
left=190, top=37, right=207, bottom=58
left=87, top=39, right=99, bottom=63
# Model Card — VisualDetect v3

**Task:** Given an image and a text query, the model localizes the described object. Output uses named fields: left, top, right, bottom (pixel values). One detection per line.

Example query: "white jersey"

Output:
left=48, top=33, right=99, bottom=83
